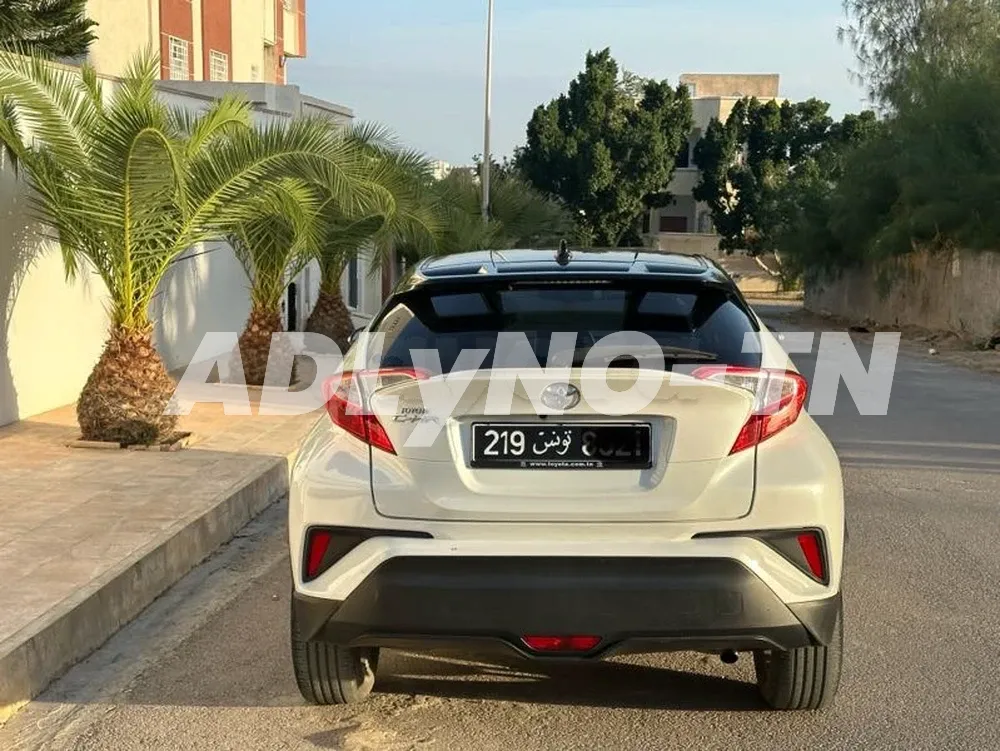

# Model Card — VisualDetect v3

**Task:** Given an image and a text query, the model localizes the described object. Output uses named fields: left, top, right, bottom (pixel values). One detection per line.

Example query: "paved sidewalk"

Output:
left=0, top=396, right=323, bottom=723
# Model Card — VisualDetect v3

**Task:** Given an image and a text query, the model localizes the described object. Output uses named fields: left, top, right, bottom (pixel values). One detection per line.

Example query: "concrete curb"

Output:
left=0, top=457, right=290, bottom=725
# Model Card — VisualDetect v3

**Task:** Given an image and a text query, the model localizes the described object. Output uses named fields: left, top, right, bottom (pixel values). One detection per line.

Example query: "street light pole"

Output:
left=481, top=0, right=494, bottom=222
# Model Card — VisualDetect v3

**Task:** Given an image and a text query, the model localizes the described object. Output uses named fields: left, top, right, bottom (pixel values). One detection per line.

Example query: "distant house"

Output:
left=430, top=160, right=453, bottom=181
left=645, top=73, right=784, bottom=256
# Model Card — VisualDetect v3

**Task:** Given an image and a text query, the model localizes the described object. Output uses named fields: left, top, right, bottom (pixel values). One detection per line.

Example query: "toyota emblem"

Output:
left=540, top=382, right=581, bottom=411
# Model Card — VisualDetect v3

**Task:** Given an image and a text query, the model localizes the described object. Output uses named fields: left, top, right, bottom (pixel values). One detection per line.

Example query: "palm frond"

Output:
left=173, top=92, right=252, bottom=157
left=308, top=135, right=445, bottom=284
left=77, top=63, right=103, bottom=112
left=229, top=177, right=323, bottom=310
left=0, top=93, right=24, bottom=171
left=0, top=47, right=97, bottom=165
left=183, top=116, right=368, bottom=250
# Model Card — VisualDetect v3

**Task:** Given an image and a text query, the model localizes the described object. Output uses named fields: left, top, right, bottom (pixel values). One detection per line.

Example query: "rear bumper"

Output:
left=293, top=556, right=842, bottom=657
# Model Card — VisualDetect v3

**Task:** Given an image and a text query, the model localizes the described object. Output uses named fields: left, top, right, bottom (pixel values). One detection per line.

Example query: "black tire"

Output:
left=290, top=600, right=378, bottom=705
left=753, top=609, right=843, bottom=710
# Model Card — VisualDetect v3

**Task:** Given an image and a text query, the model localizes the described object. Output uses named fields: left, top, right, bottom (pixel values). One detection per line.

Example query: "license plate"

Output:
left=470, top=423, right=652, bottom=469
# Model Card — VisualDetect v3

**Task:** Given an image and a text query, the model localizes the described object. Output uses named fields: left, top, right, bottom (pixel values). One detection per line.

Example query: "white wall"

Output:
left=151, top=242, right=252, bottom=372
left=286, top=254, right=379, bottom=338
left=1, top=162, right=110, bottom=426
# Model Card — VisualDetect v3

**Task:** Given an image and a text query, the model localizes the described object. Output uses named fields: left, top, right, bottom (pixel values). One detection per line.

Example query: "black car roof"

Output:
left=405, top=248, right=732, bottom=288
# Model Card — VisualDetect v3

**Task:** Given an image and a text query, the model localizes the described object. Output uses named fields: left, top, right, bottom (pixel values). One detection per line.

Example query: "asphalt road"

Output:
left=4, top=303, right=1000, bottom=751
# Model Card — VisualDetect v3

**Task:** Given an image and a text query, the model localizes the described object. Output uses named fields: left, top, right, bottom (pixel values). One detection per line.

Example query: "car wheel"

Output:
left=290, top=599, right=379, bottom=705
left=753, top=608, right=843, bottom=710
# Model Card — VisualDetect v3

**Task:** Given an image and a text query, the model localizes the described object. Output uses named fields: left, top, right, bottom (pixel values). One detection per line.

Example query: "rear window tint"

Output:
left=499, top=289, right=627, bottom=314
left=431, top=293, right=490, bottom=317
left=372, top=283, right=760, bottom=374
left=637, top=292, right=697, bottom=317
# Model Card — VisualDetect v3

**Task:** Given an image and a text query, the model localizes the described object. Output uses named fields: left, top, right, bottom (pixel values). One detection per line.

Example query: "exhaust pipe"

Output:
left=720, top=649, right=739, bottom=664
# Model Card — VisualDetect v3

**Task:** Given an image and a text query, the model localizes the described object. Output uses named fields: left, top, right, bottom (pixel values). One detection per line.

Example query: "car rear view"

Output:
left=289, top=249, right=845, bottom=711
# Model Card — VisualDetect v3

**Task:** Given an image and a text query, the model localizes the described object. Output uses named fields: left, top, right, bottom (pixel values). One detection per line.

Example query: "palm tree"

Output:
left=0, top=49, right=371, bottom=444
left=228, top=178, right=321, bottom=386
left=0, top=0, right=97, bottom=58
left=306, top=133, right=441, bottom=351
left=431, top=167, right=576, bottom=254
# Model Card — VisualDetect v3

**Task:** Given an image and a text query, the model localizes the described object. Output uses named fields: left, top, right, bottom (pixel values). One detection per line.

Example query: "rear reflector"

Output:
left=305, top=529, right=333, bottom=580
left=797, top=531, right=826, bottom=581
left=521, top=635, right=602, bottom=652
left=301, top=527, right=435, bottom=583
left=694, top=528, right=830, bottom=584
left=691, top=366, right=809, bottom=454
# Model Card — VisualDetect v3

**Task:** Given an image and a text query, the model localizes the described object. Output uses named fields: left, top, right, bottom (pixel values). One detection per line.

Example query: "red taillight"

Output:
left=691, top=366, right=808, bottom=454
left=305, top=529, right=333, bottom=580
left=521, top=635, right=602, bottom=652
left=322, top=369, right=430, bottom=454
left=797, top=531, right=825, bottom=581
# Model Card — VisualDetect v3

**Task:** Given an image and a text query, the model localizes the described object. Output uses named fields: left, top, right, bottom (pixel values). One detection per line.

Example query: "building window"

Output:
left=347, top=256, right=359, bottom=309
left=675, top=141, right=690, bottom=169
left=209, top=50, right=229, bottom=81
left=684, top=82, right=697, bottom=98
left=659, top=215, right=688, bottom=233
left=168, top=37, right=190, bottom=81
left=250, top=64, right=260, bottom=81
left=641, top=211, right=651, bottom=234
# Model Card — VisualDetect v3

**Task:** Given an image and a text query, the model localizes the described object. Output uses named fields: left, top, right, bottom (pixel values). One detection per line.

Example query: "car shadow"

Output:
left=372, top=649, right=766, bottom=712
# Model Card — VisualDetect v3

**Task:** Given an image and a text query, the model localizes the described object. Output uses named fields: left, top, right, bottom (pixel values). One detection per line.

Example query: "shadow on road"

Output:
left=373, top=650, right=766, bottom=712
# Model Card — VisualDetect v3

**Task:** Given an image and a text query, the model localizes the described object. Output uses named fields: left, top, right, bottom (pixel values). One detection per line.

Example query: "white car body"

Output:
left=288, top=250, right=845, bottom=711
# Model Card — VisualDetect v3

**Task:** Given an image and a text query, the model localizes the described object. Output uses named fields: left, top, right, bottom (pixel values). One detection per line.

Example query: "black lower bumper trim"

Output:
left=787, top=593, right=842, bottom=645
left=294, top=557, right=842, bottom=656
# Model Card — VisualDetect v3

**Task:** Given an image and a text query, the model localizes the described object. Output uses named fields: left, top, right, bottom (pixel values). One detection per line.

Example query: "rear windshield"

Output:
left=370, top=282, right=761, bottom=373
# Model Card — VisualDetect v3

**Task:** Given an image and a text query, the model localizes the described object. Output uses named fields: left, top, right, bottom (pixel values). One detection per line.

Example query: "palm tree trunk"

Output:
left=232, top=304, right=298, bottom=387
left=305, top=282, right=354, bottom=353
left=76, top=326, right=178, bottom=445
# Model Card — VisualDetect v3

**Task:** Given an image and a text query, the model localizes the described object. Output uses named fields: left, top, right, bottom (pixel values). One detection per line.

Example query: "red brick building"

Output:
left=84, top=0, right=307, bottom=83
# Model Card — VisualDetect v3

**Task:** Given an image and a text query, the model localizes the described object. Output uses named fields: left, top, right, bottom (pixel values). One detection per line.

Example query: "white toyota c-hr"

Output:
left=288, top=248, right=845, bottom=711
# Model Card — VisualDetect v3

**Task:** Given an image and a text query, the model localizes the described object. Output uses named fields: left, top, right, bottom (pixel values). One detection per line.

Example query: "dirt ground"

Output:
left=754, top=300, right=1000, bottom=377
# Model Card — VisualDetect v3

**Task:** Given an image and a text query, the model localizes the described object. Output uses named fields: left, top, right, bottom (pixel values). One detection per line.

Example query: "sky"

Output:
left=289, top=0, right=866, bottom=166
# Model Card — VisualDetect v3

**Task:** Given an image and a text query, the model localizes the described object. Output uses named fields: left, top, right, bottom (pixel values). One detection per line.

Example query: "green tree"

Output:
left=769, top=111, right=886, bottom=279
left=0, top=0, right=96, bottom=57
left=516, top=48, right=692, bottom=246
left=774, top=1, right=1000, bottom=282
left=842, top=51, right=1000, bottom=258
left=692, top=97, right=838, bottom=254
left=840, top=0, right=1000, bottom=108
left=0, top=50, right=374, bottom=444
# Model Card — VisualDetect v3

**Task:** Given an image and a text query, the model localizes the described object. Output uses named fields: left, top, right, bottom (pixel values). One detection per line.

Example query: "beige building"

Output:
left=83, top=0, right=306, bottom=83
left=646, top=73, right=783, bottom=255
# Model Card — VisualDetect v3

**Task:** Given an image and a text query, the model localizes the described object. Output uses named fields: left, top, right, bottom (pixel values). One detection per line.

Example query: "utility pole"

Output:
left=481, top=0, right=495, bottom=222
